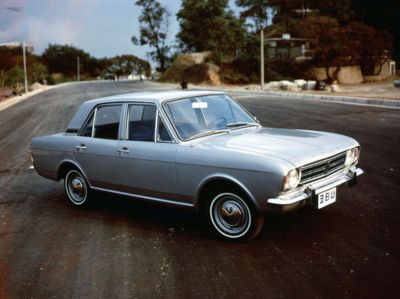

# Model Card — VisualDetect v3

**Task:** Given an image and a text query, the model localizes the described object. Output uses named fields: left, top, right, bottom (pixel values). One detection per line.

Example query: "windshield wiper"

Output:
left=189, top=129, right=230, bottom=140
left=225, top=122, right=258, bottom=128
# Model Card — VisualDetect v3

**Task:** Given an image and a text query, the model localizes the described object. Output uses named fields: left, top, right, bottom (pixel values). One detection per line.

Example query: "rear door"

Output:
left=73, top=104, right=123, bottom=188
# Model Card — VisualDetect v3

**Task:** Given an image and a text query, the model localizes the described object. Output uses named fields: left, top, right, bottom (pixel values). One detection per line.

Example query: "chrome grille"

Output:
left=300, top=152, right=346, bottom=184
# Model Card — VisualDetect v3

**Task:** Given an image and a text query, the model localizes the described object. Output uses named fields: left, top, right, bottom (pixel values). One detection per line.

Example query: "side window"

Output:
left=128, top=104, right=156, bottom=141
left=157, top=115, right=172, bottom=142
left=93, top=105, right=122, bottom=140
left=81, top=112, right=94, bottom=137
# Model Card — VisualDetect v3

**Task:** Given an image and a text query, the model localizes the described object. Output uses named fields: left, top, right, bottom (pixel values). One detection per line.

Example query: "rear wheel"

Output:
left=208, top=192, right=264, bottom=241
left=64, top=169, right=91, bottom=206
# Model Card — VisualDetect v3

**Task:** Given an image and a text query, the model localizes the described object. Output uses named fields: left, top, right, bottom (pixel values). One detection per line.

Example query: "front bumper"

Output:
left=266, top=167, right=363, bottom=213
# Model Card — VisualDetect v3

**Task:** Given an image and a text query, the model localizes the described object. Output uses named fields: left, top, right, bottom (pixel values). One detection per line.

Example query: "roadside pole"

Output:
left=260, top=28, right=264, bottom=90
left=22, top=40, right=28, bottom=93
left=77, top=56, right=80, bottom=81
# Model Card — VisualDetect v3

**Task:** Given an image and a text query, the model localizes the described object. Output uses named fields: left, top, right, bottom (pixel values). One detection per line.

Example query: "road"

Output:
left=0, top=80, right=399, bottom=298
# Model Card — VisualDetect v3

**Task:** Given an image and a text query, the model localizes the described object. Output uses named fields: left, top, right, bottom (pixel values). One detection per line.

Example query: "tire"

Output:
left=64, top=169, right=91, bottom=206
left=208, top=192, right=264, bottom=241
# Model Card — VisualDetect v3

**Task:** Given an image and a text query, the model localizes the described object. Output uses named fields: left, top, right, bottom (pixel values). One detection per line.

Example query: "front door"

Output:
left=116, top=103, right=178, bottom=201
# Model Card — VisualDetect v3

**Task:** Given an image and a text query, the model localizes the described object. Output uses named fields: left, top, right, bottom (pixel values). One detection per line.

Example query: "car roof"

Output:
left=86, top=90, right=226, bottom=105
left=66, top=90, right=226, bottom=132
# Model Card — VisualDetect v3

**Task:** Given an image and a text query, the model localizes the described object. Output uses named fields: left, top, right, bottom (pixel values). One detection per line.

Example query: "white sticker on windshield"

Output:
left=192, top=102, right=208, bottom=109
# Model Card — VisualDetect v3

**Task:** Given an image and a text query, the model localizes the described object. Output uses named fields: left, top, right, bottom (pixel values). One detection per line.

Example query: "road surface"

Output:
left=0, top=81, right=399, bottom=298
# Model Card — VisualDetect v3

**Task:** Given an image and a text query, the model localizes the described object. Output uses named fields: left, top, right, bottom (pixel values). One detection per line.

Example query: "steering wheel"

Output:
left=208, top=117, right=227, bottom=128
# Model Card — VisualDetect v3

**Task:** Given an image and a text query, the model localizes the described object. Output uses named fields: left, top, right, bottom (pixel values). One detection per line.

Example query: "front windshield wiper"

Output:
left=225, top=122, right=259, bottom=128
left=189, top=129, right=230, bottom=140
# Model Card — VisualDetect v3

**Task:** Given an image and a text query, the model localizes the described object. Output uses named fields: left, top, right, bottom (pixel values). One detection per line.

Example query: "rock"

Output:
left=160, top=51, right=221, bottom=85
left=31, top=82, right=43, bottom=91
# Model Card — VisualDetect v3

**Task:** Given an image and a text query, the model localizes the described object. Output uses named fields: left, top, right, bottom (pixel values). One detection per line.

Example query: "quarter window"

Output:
left=81, top=112, right=94, bottom=137
left=93, top=105, right=122, bottom=140
left=157, top=115, right=172, bottom=142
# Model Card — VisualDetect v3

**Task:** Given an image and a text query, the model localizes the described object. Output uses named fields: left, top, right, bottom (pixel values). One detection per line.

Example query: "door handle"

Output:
left=117, top=147, right=129, bottom=154
left=76, top=144, right=87, bottom=151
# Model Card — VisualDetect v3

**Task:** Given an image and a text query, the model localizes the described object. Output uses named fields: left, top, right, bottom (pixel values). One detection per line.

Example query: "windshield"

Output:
left=164, top=95, right=258, bottom=140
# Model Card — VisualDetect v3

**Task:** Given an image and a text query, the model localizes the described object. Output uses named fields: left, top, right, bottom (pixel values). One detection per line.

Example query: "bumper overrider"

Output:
left=266, top=167, right=364, bottom=213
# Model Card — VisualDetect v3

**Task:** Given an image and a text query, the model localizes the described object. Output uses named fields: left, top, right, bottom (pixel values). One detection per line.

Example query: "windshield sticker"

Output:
left=192, top=102, right=208, bottom=109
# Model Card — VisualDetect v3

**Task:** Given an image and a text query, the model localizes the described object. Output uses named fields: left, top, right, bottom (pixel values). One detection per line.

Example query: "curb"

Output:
left=186, top=84, right=400, bottom=109
left=0, top=85, right=58, bottom=112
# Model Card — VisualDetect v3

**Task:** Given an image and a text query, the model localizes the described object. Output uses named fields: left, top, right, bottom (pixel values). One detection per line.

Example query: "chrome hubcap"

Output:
left=211, top=193, right=251, bottom=238
left=66, top=171, right=87, bottom=204
left=71, top=178, right=84, bottom=197
left=220, top=201, right=244, bottom=226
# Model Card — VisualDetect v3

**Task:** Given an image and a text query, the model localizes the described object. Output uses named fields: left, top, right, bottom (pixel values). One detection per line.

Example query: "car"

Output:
left=30, top=90, right=363, bottom=240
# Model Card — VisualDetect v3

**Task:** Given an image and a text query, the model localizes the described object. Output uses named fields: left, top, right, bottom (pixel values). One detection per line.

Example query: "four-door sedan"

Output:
left=30, top=90, right=363, bottom=240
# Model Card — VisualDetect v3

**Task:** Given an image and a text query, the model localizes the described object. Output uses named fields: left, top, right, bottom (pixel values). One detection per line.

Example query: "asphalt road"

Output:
left=0, top=81, right=399, bottom=298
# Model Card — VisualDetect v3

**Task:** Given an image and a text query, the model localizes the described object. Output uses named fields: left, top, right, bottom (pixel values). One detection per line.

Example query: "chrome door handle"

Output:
left=76, top=144, right=87, bottom=151
left=117, top=147, right=129, bottom=154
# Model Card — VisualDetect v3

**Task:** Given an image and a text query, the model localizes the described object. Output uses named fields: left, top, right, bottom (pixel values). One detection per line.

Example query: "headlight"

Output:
left=282, top=169, right=300, bottom=192
left=29, top=150, right=34, bottom=163
left=344, top=148, right=360, bottom=167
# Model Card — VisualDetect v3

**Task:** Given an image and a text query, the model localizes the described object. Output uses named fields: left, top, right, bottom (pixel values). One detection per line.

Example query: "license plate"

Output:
left=316, top=187, right=337, bottom=209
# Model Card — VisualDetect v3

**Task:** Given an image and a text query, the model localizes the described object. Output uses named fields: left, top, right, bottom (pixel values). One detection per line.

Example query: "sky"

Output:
left=0, top=0, right=238, bottom=63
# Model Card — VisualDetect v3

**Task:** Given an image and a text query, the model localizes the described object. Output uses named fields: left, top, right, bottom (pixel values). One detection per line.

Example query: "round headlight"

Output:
left=344, top=150, right=353, bottom=167
left=352, top=147, right=360, bottom=164
left=283, top=169, right=300, bottom=192
left=345, top=148, right=360, bottom=168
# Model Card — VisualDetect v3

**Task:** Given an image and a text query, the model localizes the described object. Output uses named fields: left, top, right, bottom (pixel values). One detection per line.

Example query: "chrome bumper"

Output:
left=267, top=167, right=364, bottom=206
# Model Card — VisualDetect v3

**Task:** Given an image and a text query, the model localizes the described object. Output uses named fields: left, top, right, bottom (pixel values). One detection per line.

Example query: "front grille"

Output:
left=300, top=152, right=346, bottom=184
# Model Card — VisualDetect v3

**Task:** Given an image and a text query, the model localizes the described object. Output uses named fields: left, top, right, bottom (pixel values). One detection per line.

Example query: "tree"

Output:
left=235, top=0, right=269, bottom=30
left=296, top=16, right=393, bottom=81
left=351, top=0, right=400, bottom=63
left=269, top=0, right=304, bottom=32
left=343, top=21, right=393, bottom=75
left=105, top=55, right=151, bottom=78
left=308, top=0, right=353, bottom=24
left=296, top=16, right=351, bottom=82
left=176, top=0, right=246, bottom=64
left=42, top=44, right=92, bottom=78
left=131, top=0, right=170, bottom=73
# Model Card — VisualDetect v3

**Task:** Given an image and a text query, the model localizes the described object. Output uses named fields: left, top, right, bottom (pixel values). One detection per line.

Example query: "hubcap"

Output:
left=210, top=193, right=251, bottom=238
left=71, top=178, right=84, bottom=197
left=66, top=171, right=87, bottom=204
left=220, top=201, right=244, bottom=226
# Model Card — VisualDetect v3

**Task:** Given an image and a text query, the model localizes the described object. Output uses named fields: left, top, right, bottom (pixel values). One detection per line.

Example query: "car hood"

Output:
left=196, top=127, right=358, bottom=167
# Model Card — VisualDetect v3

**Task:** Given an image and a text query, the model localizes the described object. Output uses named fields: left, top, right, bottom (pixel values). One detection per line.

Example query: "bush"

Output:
left=220, top=68, right=249, bottom=84
left=4, top=65, right=24, bottom=86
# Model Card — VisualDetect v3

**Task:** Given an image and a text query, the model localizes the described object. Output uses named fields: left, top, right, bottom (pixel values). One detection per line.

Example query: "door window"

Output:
left=127, top=104, right=156, bottom=141
left=93, top=105, right=122, bottom=140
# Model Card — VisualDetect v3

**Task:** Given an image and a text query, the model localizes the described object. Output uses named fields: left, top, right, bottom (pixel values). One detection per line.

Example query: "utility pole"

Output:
left=260, top=28, right=265, bottom=90
left=77, top=56, right=80, bottom=81
left=22, top=40, right=28, bottom=93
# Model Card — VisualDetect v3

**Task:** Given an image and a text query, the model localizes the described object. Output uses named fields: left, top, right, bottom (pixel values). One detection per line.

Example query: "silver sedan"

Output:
left=30, top=90, right=363, bottom=240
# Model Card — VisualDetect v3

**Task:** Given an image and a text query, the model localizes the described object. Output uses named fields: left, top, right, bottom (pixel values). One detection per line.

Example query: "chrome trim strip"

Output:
left=91, top=186, right=195, bottom=208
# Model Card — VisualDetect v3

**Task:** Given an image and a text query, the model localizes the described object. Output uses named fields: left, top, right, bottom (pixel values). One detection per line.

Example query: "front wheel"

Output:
left=208, top=192, right=264, bottom=241
left=64, top=169, right=91, bottom=206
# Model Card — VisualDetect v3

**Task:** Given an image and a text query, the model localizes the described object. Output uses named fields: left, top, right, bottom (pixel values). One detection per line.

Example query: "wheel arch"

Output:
left=194, top=174, right=259, bottom=212
left=56, top=159, right=89, bottom=184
